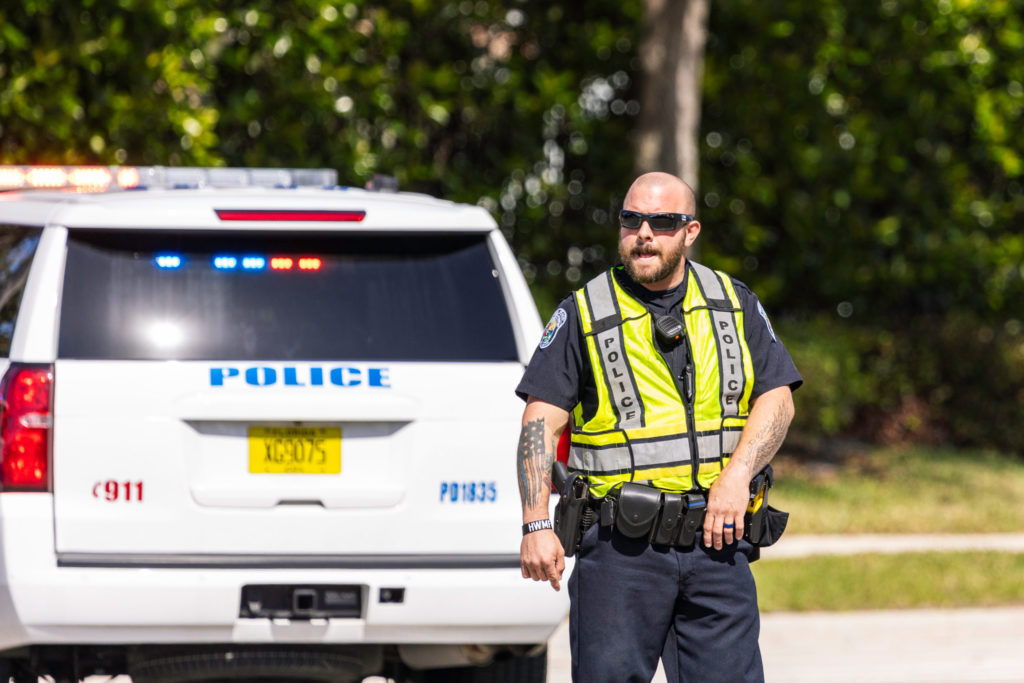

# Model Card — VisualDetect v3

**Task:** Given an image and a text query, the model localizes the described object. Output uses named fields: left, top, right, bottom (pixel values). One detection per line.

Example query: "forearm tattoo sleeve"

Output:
left=517, top=417, right=554, bottom=512
left=738, top=398, right=792, bottom=474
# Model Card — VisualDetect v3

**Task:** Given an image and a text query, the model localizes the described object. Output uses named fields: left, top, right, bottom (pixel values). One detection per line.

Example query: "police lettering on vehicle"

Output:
left=210, top=365, right=391, bottom=387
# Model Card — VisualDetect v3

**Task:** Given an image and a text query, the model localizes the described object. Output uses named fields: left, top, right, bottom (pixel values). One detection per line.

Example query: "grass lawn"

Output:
left=752, top=551, right=1024, bottom=612
left=749, top=446, right=1024, bottom=611
left=769, top=445, right=1024, bottom=533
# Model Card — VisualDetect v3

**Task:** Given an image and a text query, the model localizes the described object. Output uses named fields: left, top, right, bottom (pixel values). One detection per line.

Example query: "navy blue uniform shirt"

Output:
left=516, top=264, right=802, bottom=420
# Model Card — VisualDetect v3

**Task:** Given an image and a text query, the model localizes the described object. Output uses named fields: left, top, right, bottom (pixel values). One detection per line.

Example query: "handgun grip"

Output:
left=552, top=460, right=569, bottom=493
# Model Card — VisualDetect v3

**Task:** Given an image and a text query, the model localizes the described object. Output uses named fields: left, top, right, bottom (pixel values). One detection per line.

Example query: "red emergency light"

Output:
left=214, top=209, right=366, bottom=222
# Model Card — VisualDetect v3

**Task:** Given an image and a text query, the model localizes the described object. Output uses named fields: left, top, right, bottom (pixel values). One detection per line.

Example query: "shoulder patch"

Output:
left=757, top=301, right=777, bottom=342
left=538, top=307, right=568, bottom=349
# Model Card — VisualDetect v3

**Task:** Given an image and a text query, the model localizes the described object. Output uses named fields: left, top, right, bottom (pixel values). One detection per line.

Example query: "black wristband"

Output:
left=522, top=519, right=553, bottom=535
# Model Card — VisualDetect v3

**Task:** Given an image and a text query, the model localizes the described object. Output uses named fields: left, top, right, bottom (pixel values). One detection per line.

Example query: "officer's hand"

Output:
left=520, top=529, right=565, bottom=591
left=704, top=465, right=750, bottom=549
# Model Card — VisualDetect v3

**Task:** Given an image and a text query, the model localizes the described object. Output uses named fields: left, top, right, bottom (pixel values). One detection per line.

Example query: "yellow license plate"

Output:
left=248, top=426, right=341, bottom=474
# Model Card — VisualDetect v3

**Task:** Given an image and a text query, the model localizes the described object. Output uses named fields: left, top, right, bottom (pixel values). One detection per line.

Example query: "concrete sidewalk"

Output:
left=763, top=532, right=1024, bottom=559
left=546, top=606, right=1024, bottom=682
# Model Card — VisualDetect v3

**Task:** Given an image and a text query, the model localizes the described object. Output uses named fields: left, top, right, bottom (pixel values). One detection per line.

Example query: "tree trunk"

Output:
left=635, top=0, right=709, bottom=195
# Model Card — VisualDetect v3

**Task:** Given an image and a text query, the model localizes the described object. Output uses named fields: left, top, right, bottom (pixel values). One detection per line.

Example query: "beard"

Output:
left=619, top=238, right=686, bottom=286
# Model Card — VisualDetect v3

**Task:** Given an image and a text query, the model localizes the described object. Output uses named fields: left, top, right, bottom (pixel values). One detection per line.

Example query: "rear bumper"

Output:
left=0, top=496, right=568, bottom=651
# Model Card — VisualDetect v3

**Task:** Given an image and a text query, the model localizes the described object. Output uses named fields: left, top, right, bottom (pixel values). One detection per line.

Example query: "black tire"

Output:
left=128, top=648, right=364, bottom=683
left=419, top=649, right=547, bottom=683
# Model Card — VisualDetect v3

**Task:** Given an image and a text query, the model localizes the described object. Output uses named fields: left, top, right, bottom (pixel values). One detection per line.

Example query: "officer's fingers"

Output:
left=702, top=512, right=716, bottom=540
left=529, top=554, right=550, bottom=580
left=547, top=565, right=561, bottom=591
left=705, top=517, right=722, bottom=548
left=520, top=552, right=544, bottom=582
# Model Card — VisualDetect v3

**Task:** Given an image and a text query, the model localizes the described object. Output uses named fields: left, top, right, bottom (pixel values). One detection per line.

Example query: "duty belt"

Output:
left=588, top=483, right=707, bottom=548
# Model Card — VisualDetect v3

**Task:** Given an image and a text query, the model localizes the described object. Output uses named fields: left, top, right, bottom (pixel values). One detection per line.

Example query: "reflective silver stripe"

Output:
left=711, top=309, right=744, bottom=417
left=586, top=271, right=618, bottom=321
left=570, top=435, right=691, bottom=474
left=690, top=261, right=726, bottom=302
left=585, top=273, right=644, bottom=430
left=569, top=444, right=630, bottom=474
left=594, top=328, right=644, bottom=428
left=722, top=429, right=741, bottom=455
left=631, top=435, right=691, bottom=468
left=690, top=262, right=745, bottom=419
left=695, top=433, right=722, bottom=462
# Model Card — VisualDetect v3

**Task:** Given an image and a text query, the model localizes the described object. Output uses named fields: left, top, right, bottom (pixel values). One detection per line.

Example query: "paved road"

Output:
left=546, top=607, right=1024, bottom=682
left=545, top=534, right=1024, bottom=683
left=69, top=604, right=1024, bottom=683
left=72, top=535, right=1024, bottom=683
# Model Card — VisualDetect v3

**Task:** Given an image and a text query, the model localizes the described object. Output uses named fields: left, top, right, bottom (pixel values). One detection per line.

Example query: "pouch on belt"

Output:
left=651, top=492, right=684, bottom=546
left=614, top=482, right=663, bottom=539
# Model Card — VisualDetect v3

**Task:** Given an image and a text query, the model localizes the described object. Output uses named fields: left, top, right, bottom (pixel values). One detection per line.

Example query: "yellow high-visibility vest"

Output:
left=570, top=261, right=756, bottom=496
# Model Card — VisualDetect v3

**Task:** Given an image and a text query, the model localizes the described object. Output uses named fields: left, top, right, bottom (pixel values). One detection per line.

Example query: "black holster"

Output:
left=552, top=464, right=590, bottom=557
left=743, top=466, right=789, bottom=548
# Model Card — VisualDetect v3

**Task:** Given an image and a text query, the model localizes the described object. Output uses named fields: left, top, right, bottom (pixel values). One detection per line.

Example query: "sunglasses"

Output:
left=619, top=210, right=696, bottom=231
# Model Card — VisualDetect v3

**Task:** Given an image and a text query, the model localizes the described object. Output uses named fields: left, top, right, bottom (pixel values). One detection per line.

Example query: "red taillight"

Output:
left=214, top=209, right=366, bottom=222
left=0, top=364, right=53, bottom=491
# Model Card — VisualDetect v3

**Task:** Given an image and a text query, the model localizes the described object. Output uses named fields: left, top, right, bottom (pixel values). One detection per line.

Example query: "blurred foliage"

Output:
left=701, top=0, right=1024, bottom=320
left=779, top=313, right=1024, bottom=452
left=0, top=0, right=641, bottom=315
left=2, top=0, right=1023, bottom=451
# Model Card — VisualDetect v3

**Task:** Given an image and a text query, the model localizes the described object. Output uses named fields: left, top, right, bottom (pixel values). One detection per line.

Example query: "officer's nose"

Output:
left=636, top=220, right=655, bottom=240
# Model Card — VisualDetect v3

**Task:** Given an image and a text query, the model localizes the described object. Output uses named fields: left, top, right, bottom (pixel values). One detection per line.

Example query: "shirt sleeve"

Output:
left=734, top=280, right=803, bottom=399
left=515, top=296, right=584, bottom=411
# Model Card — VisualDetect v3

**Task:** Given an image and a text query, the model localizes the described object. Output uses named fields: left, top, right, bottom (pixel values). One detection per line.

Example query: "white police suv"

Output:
left=0, top=166, right=564, bottom=682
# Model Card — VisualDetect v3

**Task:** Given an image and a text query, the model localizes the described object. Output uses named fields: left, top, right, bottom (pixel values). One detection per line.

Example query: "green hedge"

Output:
left=778, top=313, right=1024, bottom=453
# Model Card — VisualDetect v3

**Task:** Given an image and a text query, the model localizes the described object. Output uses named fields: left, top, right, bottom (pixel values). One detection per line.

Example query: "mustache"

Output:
left=630, top=244, right=661, bottom=257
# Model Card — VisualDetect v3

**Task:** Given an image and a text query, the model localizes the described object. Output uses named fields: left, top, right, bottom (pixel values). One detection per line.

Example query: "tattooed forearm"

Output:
left=734, top=396, right=793, bottom=474
left=517, top=417, right=554, bottom=512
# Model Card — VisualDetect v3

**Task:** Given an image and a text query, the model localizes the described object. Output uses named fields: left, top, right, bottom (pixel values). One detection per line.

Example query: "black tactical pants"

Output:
left=568, top=524, right=763, bottom=683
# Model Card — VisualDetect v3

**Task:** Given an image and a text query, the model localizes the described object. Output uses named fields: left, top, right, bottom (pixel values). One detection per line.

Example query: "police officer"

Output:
left=515, top=172, right=801, bottom=682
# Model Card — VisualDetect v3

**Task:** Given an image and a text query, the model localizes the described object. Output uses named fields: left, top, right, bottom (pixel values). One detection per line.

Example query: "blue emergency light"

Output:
left=212, top=256, right=238, bottom=270
left=154, top=254, right=183, bottom=269
left=241, top=256, right=266, bottom=270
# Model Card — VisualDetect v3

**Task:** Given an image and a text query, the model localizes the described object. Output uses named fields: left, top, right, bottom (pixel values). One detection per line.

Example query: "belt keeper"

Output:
left=677, top=494, right=706, bottom=547
left=599, top=497, right=617, bottom=527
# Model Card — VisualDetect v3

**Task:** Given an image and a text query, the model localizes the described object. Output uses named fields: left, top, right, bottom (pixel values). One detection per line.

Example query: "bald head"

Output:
left=623, top=172, right=697, bottom=215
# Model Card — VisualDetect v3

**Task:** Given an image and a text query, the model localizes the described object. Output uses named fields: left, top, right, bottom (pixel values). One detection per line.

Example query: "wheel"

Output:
left=419, top=648, right=546, bottom=683
left=128, top=648, right=365, bottom=683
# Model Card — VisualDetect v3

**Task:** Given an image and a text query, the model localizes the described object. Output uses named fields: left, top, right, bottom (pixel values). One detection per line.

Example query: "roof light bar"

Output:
left=0, top=166, right=338, bottom=192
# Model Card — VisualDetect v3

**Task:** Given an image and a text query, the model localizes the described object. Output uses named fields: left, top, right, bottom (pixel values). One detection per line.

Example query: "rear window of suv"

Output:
left=58, top=230, right=519, bottom=361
